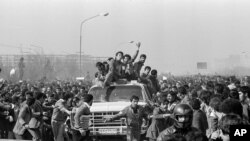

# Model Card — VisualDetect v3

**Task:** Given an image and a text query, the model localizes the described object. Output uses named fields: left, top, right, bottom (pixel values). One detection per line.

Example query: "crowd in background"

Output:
left=1, top=43, right=250, bottom=141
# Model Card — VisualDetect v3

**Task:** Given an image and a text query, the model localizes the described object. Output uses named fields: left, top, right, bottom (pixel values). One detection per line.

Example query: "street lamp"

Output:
left=79, top=12, right=109, bottom=76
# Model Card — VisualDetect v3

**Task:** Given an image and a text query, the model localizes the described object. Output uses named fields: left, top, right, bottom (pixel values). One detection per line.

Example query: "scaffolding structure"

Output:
left=0, top=54, right=107, bottom=81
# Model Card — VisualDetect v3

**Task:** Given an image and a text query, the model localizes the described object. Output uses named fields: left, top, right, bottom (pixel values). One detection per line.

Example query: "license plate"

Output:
left=99, top=129, right=117, bottom=134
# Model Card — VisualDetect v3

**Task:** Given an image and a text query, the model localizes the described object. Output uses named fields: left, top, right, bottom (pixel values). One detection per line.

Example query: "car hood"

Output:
left=90, top=102, right=146, bottom=112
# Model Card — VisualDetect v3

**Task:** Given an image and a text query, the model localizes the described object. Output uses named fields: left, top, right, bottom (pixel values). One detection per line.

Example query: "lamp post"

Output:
left=79, top=12, right=109, bottom=76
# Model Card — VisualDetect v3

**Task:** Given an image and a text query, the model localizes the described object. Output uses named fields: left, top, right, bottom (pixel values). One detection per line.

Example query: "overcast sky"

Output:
left=1, top=0, right=250, bottom=74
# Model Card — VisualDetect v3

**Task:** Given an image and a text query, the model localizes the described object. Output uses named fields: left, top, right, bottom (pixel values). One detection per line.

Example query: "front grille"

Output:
left=89, top=112, right=126, bottom=127
left=88, top=112, right=127, bottom=136
left=87, top=112, right=148, bottom=136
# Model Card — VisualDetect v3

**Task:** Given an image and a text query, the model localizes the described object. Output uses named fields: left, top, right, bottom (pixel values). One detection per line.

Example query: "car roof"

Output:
left=89, top=80, right=146, bottom=90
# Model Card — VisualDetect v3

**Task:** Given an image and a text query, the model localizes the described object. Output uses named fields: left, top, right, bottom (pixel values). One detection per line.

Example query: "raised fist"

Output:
left=136, top=42, right=141, bottom=48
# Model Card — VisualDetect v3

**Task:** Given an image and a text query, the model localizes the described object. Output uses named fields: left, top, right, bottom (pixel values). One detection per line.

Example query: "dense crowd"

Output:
left=1, top=43, right=250, bottom=141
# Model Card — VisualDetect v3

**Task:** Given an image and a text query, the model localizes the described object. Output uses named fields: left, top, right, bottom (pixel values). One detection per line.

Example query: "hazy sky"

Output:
left=1, top=0, right=250, bottom=74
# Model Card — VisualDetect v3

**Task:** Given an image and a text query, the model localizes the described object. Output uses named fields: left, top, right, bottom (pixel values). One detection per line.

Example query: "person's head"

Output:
left=209, top=97, right=222, bottom=112
left=189, top=98, right=201, bottom=110
left=26, top=97, right=35, bottom=107
left=63, top=93, right=73, bottom=107
left=79, top=86, right=86, bottom=94
left=96, top=62, right=105, bottom=72
left=214, top=83, right=224, bottom=95
left=199, top=90, right=211, bottom=105
left=171, top=86, right=178, bottom=93
left=218, top=114, right=243, bottom=141
left=115, top=51, right=123, bottom=61
left=176, top=82, right=181, bottom=88
left=177, top=86, right=187, bottom=100
left=139, top=54, right=146, bottom=63
left=56, top=87, right=62, bottom=94
left=48, top=94, right=55, bottom=103
left=41, top=87, right=46, bottom=93
left=229, top=89, right=239, bottom=100
left=144, top=66, right=151, bottom=75
left=123, top=54, right=131, bottom=63
left=83, top=94, right=94, bottom=106
left=35, top=92, right=46, bottom=103
left=30, top=86, right=35, bottom=92
left=47, top=86, right=52, bottom=92
left=173, top=104, right=193, bottom=129
left=150, top=69, right=158, bottom=77
left=219, top=98, right=243, bottom=118
left=130, top=95, right=139, bottom=108
left=12, top=95, right=20, bottom=105
left=158, top=92, right=168, bottom=104
left=102, top=61, right=109, bottom=70
left=238, top=86, right=250, bottom=102
left=71, top=85, right=77, bottom=92
left=167, top=91, right=177, bottom=103
left=25, top=91, right=33, bottom=100
left=72, top=96, right=82, bottom=107
left=189, top=89, right=198, bottom=99
left=107, top=57, right=114, bottom=62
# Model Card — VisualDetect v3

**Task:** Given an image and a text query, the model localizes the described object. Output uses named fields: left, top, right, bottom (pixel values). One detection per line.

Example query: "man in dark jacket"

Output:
left=28, top=92, right=45, bottom=141
left=148, top=69, right=160, bottom=94
left=189, top=98, right=208, bottom=134
left=104, top=51, right=124, bottom=87
left=122, top=42, right=140, bottom=80
left=133, top=54, right=147, bottom=80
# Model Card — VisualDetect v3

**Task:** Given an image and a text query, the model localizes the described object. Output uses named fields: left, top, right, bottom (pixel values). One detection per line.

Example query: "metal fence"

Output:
left=0, top=54, right=107, bottom=81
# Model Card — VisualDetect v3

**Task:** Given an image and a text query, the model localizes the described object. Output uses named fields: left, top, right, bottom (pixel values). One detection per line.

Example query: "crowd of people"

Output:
left=0, top=44, right=250, bottom=141
left=0, top=77, right=92, bottom=141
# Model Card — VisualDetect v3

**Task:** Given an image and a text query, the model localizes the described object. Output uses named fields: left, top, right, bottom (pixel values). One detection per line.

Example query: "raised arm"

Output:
left=0, top=102, right=12, bottom=110
left=131, top=42, right=140, bottom=62
left=105, top=107, right=127, bottom=122
left=56, top=100, right=71, bottom=115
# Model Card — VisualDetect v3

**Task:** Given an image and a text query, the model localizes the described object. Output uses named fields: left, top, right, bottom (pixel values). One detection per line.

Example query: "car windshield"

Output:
left=89, top=85, right=143, bottom=102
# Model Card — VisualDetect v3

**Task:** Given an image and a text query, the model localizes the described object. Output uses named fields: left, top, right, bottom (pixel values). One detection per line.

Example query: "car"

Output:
left=87, top=80, right=153, bottom=139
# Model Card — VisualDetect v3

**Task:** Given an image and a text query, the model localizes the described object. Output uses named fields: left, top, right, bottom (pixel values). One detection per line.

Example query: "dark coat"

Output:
left=133, top=61, right=144, bottom=79
left=104, top=59, right=122, bottom=86
left=29, top=100, right=43, bottom=128
left=192, top=109, right=208, bottom=134
left=146, top=107, right=174, bottom=139
left=157, top=125, right=199, bottom=141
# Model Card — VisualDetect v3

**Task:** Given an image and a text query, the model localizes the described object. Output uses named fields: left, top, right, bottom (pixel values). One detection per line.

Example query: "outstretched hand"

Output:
left=104, top=117, right=112, bottom=123
left=24, top=124, right=29, bottom=129
left=79, top=129, right=86, bottom=136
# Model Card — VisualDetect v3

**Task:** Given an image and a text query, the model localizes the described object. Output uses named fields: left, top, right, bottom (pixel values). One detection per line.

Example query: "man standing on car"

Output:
left=105, top=95, right=148, bottom=141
